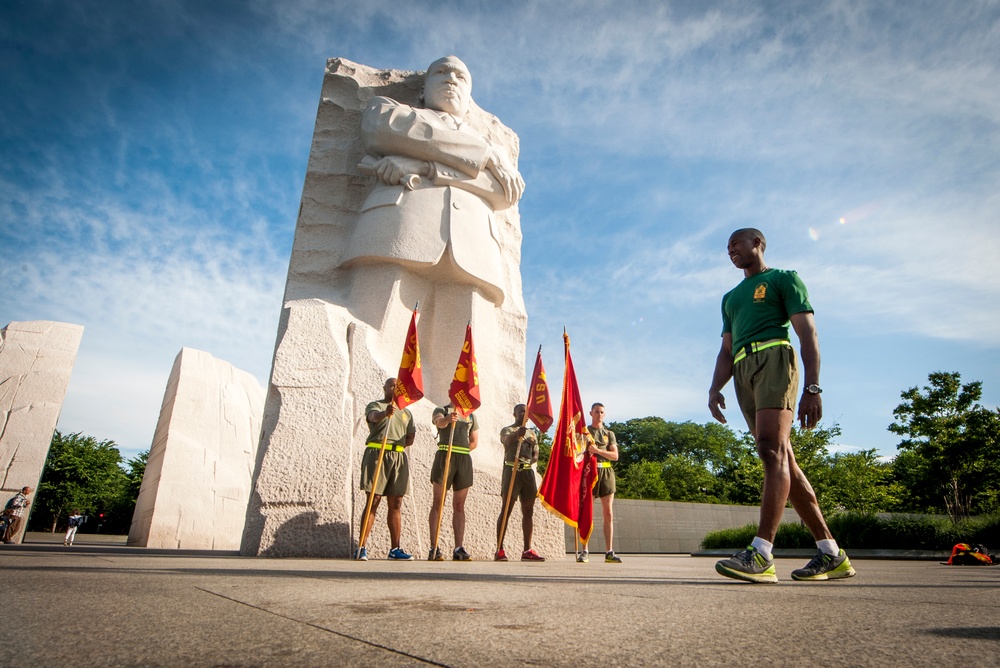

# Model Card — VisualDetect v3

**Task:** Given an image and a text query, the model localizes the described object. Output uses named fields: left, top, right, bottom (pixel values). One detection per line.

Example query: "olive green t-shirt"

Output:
left=365, top=400, right=415, bottom=446
left=500, top=423, right=538, bottom=463
left=721, top=268, right=813, bottom=353
left=433, top=405, right=478, bottom=447
left=587, top=425, right=617, bottom=453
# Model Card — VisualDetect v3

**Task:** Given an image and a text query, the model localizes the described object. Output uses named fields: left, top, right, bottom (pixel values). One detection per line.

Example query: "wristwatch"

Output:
left=804, top=384, right=823, bottom=395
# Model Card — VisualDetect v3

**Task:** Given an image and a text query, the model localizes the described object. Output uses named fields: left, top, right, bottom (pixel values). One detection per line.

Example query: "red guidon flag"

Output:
left=538, top=331, right=593, bottom=529
left=448, top=323, right=481, bottom=416
left=393, top=307, right=424, bottom=409
left=526, top=347, right=554, bottom=432
left=577, top=449, right=599, bottom=543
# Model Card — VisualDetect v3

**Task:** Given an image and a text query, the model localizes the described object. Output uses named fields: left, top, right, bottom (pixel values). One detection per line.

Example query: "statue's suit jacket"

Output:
left=340, top=97, right=511, bottom=305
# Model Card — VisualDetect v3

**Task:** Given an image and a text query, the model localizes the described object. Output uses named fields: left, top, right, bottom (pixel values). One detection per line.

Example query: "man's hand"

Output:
left=384, top=404, right=395, bottom=417
left=798, top=392, right=822, bottom=429
left=485, top=147, right=524, bottom=205
left=515, top=426, right=527, bottom=439
left=708, top=391, right=728, bottom=424
left=372, top=156, right=429, bottom=186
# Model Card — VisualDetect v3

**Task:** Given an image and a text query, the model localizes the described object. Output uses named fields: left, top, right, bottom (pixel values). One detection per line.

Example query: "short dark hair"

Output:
left=731, top=228, right=766, bottom=251
left=591, top=402, right=604, bottom=411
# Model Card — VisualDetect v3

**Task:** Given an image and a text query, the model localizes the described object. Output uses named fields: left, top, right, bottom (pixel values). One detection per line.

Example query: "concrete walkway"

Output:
left=2, top=542, right=997, bottom=667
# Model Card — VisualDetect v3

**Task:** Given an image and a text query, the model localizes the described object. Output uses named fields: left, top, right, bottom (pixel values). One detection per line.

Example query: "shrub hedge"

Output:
left=701, top=513, right=1000, bottom=551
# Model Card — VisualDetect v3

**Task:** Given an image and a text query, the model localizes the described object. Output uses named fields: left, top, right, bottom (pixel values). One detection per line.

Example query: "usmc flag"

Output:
left=538, top=331, right=592, bottom=527
left=393, top=307, right=424, bottom=409
left=448, top=323, right=481, bottom=416
left=526, top=347, right=554, bottom=432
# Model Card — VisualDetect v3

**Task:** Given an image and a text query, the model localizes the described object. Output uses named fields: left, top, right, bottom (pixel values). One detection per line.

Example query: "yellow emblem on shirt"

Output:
left=754, top=283, right=767, bottom=302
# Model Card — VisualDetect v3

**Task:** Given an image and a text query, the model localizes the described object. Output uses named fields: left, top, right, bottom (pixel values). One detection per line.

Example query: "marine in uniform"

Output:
left=428, top=403, right=478, bottom=561
left=494, top=404, right=544, bottom=562
left=357, top=378, right=416, bottom=561
left=586, top=403, right=622, bottom=563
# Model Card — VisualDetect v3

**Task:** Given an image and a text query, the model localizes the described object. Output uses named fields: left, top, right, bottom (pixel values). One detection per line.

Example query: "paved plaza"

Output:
left=2, top=536, right=998, bottom=667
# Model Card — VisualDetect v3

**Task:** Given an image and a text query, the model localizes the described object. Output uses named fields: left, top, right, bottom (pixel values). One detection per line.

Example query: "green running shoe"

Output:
left=791, top=549, right=856, bottom=581
left=715, top=546, right=777, bottom=583
left=605, top=551, right=623, bottom=563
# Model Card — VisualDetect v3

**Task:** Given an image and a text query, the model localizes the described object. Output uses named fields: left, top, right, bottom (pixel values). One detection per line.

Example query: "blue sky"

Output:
left=3, top=0, right=998, bottom=463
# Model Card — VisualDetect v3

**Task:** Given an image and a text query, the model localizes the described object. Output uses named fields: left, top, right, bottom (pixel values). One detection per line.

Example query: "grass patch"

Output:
left=701, top=513, right=1000, bottom=550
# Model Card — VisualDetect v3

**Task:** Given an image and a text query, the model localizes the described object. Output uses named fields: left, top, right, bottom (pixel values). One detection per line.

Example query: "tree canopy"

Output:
left=28, top=430, right=147, bottom=534
left=888, top=371, right=1000, bottom=520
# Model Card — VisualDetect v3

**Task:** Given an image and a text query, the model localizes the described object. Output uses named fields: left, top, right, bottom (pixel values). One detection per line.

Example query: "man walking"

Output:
left=3, top=486, right=33, bottom=544
left=708, top=228, right=855, bottom=583
left=586, top=403, right=622, bottom=564
left=494, top=404, right=544, bottom=562
left=357, top=378, right=416, bottom=561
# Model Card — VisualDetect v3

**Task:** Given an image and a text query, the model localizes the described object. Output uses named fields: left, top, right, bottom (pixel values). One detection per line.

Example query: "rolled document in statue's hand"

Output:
left=358, top=155, right=421, bottom=190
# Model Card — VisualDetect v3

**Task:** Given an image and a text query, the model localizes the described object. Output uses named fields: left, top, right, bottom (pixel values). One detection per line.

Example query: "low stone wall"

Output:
left=565, top=499, right=802, bottom=554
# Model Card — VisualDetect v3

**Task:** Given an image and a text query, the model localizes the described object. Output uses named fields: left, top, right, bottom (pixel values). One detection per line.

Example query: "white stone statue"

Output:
left=344, top=56, right=523, bottom=304
left=242, top=57, right=563, bottom=559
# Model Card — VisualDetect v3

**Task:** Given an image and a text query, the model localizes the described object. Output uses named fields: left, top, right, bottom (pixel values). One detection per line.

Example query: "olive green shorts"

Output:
left=500, top=466, right=538, bottom=505
left=594, top=466, right=616, bottom=498
left=733, top=343, right=799, bottom=435
left=431, top=450, right=474, bottom=491
left=359, top=447, right=410, bottom=497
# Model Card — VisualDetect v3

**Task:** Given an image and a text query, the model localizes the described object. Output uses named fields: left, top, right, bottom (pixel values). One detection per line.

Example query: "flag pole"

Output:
left=496, top=345, right=541, bottom=555
left=431, top=421, right=457, bottom=555
left=357, top=429, right=390, bottom=553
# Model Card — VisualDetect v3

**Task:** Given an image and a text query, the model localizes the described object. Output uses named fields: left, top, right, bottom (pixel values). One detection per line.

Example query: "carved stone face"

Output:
left=423, top=56, right=472, bottom=118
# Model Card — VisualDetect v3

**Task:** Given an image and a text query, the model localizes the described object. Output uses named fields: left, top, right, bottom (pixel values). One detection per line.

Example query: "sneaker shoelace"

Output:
left=735, top=547, right=758, bottom=566
left=803, top=551, right=831, bottom=572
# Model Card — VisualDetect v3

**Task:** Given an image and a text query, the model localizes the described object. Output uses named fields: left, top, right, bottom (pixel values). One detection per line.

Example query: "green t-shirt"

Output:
left=500, top=423, right=538, bottom=462
left=365, top=400, right=415, bottom=446
left=433, top=405, right=478, bottom=447
left=587, top=425, right=617, bottom=453
left=721, top=268, right=813, bottom=353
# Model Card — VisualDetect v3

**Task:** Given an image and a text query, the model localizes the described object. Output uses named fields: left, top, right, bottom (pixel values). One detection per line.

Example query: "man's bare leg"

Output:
left=428, top=482, right=446, bottom=554
left=386, top=495, right=403, bottom=548
left=520, top=496, right=534, bottom=551
left=362, top=495, right=382, bottom=544
left=452, top=487, right=470, bottom=548
left=754, top=407, right=831, bottom=543
left=601, top=494, right=615, bottom=551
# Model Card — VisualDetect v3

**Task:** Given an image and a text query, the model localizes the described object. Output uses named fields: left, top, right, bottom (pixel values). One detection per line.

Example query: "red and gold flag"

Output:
left=393, top=307, right=424, bottom=409
left=448, top=323, right=481, bottom=416
left=577, top=452, right=599, bottom=543
left=538, top=331, right=592, bottom=528
left=526, top=347, right=554, bottom=432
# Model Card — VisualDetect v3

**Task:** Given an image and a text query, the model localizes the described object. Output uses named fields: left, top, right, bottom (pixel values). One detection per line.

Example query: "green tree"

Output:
left=29, top=430, right=130, bottom=532
left=888, top=371, right=1000, bottom=521
left=535, top=429, right=552, bottom=476
left=713, top=432, right=763, bottom=505
left=825, top=449, right=900, bottom=513
left=660, top=454, right=721, bottom=503
left=611, top=417, right=745, bottom=474
left=617, top=461, right=670, bottom=500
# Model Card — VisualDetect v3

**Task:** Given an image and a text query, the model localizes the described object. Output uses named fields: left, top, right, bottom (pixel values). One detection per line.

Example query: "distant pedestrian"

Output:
left=64, top=510, right=84, bottom=546
left=708, top=228, right=855, bottom=583
left=3, top=486, right=33, bottom=544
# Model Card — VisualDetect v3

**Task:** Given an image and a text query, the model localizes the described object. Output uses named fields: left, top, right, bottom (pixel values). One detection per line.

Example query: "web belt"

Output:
left=733, top=339, right=791, bottom=365
left=438, top=445, right=470, bottom=455
left=366, top=442, right=406, bottom=453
